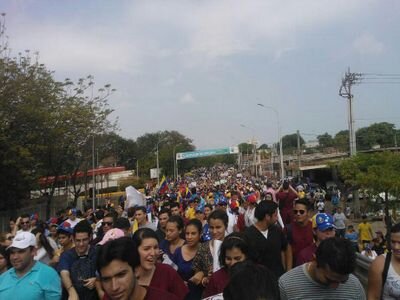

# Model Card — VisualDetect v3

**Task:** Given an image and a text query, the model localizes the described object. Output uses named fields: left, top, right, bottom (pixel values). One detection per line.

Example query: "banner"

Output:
left=176, top=146, right=239, bottom=161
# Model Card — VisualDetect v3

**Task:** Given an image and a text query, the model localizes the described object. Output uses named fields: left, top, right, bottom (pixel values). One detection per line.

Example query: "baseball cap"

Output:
left=98, top=228, right=125, bottom=245
left=57, top=221, right=73, bottom=234
left=230, top=200, right=239, bottom=210
left=315, top=213, right=336, bottom=231
left=7, top=232, right=36, bottom=250
left=67, top=208, right=77, bottom=216
left=247, top=194, right=257, bottom=204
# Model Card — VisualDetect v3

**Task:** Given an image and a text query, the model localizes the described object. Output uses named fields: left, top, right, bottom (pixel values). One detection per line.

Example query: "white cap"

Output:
left=7, top=232, right=36, bottom=250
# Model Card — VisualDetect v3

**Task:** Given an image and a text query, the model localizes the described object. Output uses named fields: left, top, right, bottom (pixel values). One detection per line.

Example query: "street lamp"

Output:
left=156, top=140, right=162, bottom=186
left=257, top=103, right=285, bottom=179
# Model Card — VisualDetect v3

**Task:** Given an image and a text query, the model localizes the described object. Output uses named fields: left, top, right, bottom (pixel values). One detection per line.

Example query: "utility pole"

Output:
left=339, top=68, right=362, bottom=156
left=297, top=130, right=301, bottom=179
left=339, top=68, right=362, bottom=217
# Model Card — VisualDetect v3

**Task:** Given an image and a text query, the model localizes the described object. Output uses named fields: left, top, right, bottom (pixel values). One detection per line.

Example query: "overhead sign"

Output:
left=176, top=146, right=239, bottom=161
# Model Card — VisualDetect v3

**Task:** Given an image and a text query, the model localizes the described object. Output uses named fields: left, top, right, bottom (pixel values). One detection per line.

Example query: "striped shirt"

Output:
left=279, top=263, right=366, bottom=300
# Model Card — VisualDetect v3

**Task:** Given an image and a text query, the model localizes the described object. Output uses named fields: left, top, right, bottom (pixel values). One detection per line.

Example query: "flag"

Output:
left=125, top=186, right=146, bottom=208
left=159, top=176, right=169, bottom=194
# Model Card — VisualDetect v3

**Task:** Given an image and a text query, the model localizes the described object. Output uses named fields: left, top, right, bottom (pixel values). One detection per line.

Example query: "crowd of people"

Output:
left=0, top=165, right=395, bottom=299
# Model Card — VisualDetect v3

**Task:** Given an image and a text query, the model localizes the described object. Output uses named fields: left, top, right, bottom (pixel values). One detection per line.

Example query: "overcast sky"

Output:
left=2, top=0, right=400, bottom=149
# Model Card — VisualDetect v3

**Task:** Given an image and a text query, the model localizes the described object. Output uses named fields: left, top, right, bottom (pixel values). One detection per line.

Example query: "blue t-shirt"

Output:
left=172, top=247, right=203, bottom=300
left=345, top=231, right=358, bottom=243
left=0, top=261, right=61, bottom=300
left=172, top=247, right=193, bottom=281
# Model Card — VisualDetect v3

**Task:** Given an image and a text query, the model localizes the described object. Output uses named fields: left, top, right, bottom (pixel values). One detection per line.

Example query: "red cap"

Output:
left=247, top=194, right=257, bottom=204
left=230, top=200, right=239, bottom=210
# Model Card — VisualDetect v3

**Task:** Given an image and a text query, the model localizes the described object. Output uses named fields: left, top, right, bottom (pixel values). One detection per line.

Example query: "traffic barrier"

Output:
left=354, top=253, right=372, bottom=292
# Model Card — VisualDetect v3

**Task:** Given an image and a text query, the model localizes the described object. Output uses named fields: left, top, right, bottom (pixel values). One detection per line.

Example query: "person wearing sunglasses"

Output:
left=279, top=237, right=365, bottom=300
left=296, top=213, right=336, bottom=266
left=16, top=214, right=32, bottom=233
left=286, top=199, right=314, bottom=268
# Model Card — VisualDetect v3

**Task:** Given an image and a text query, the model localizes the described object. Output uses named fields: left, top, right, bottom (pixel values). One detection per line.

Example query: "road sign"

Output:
left=176, top=146, right=239, bottom=161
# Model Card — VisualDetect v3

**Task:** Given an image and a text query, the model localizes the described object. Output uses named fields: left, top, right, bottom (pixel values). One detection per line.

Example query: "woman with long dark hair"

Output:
left=32, top=227, right=58, bottom=266
left=203, top=232, right=250, bottom=298
left=133, top=228, right=189, bottom=299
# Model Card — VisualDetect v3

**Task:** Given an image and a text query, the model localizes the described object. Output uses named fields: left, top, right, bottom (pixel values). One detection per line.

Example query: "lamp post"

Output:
left=257, top=103, right=284, bottom=179
left=92, top=135, right=96, bottom=211
left=156, top=141, right=161, bottom=186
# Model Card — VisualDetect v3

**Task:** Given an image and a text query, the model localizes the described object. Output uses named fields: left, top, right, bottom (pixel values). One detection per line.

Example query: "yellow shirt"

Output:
left=358, top=222, right=372, bottom=241
left=185, top=207, right=196, bottom=220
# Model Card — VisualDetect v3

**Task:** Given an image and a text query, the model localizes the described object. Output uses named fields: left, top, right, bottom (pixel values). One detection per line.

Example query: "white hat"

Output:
left=7, top=232, right=37, bottom=250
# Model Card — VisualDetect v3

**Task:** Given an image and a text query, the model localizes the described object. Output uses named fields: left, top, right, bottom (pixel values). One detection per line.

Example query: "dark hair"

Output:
left=282, top=181, right=290, bottom=190
left=127, top=207, right=136, bottom=218
left=158, top=208, right=170, bottom=217
left=294, top=199, right=310, bottom=210
left=95, top=210, right=105, bottom=221
left=254, top=201, right=277, bottom=221
left=135, top=206, right=147, bottom=214
left=208, top=209, right=229, bottom=228
left=391, top=223, right=400, bottom=234
left=170, top=202, right=180, bottom=209
left=223, top=261, right=280, bottom=300
left=0, top=245, right=11, bottom=269
left=204, top=204, right=213, bottom=211
left=105, top=212, right=117, bottom=222
left=115, top=217, right=131, bottom=230
left=73, top=220, right=93, bottom=237
left=186, top=219, right=202, bottom=234
left=97, top=237, right=139, bottom=276
left=132, top=228, right=159, bottom=248
left=219, top=233, right=250, bottom=268
left=316, top=237, right=356, bottom=275
left=20, top=213, right=30, bottom=219
left=31, top=228, right=55, bottom=259
left=167, top=215, right=184, bottom=231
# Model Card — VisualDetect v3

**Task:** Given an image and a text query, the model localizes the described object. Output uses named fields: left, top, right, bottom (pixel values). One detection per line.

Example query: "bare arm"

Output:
left=367, top=255, right=385, bottom=300
left=60, top=270, right=79, bottom=300
left=284, top=244, right=293, bottom=271
left=95, top=279, right=104, bottom=300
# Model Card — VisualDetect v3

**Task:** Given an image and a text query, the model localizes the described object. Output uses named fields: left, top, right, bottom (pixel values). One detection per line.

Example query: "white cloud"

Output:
left=352, top=33, right=384, bottom=55
left=179, top=92, right=196, bottom=104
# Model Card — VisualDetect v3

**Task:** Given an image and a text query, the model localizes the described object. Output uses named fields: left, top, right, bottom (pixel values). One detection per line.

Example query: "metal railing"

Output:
left=354, top=253, right=372, bottom=292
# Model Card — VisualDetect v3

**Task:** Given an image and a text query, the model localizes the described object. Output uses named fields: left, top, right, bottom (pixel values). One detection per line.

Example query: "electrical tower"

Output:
left=339, top=68, right=362, bottom=156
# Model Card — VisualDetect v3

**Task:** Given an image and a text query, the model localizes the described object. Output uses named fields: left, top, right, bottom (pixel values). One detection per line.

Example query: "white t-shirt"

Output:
left=65, top=218, right=82, bottom=228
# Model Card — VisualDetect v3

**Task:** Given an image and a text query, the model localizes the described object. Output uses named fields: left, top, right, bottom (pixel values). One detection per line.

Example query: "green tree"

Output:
left=333, top=130, right=349, bottom=152
left=0, top=15, right=116, bottom=215
left=238, top=143, right=254, bottom=154
left=281, top=133, right=304, bottom=154
left=317, top=132, right=334, bottom=148
left=356, top=122, right=396, bottom=150
left=337, top=152, right=400, bottom=237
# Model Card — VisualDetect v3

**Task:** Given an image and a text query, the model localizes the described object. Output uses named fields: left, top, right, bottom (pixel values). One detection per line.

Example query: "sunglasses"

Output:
left=102, top=222, right=113, bottom=226
left=21, top=221, right=30, bottom=225
left=293, top=209, right=306, bottom=215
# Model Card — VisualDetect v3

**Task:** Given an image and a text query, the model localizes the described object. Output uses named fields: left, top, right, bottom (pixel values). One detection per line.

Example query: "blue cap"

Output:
left=316, top=213, right=336, bottom=231
left=57, top=222, right=73, bottom=234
